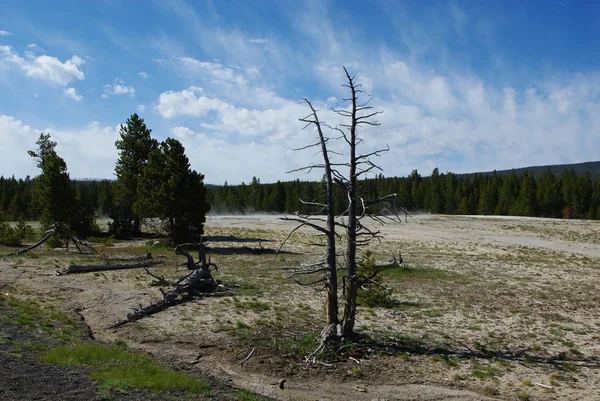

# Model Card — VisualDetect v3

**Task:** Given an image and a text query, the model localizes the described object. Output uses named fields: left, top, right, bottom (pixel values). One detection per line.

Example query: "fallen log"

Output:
left=108, top=242, right=226, bottom=329
left=57, top=260, right=164, bottom=275
left=1, top=222, right=97, bottom=257
left=102, top=252, right=153, bottom=262
left=108, top=268, right=221, bottom=329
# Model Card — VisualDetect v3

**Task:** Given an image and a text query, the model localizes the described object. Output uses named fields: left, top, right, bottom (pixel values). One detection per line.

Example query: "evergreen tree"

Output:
left=511, top=172, right=537, bottom=216
left=28, top=133, right=96, bottom=236
left=135, top=138, right=210, bottom=244
left=536, top=169, right=561, bottom=217
left=28, top=133, right=76, bottom=227
left=112, top=114, right=158, bottom=236
left=495, top=171, right=519, bottom=215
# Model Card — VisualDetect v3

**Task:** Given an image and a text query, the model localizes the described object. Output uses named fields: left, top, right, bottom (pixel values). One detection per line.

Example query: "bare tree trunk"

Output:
left=342, top=67, right=359, bottom=337
left=303, top=100, right=339, bottom=327
left=133, top=216, right=141, bottom=235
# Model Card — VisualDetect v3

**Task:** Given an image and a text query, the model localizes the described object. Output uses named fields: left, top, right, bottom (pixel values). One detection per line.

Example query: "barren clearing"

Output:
left=1, top=214, right=600, bottom=400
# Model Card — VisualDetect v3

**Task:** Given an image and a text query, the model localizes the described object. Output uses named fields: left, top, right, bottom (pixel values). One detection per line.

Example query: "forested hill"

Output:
left=2, top=161, right=600, bottom=222
left=457, top=161, right=600, bottom=180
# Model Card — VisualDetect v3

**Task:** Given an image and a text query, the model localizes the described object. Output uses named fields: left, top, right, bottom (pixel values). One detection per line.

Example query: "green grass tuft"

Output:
left=236, top=389, right=272, bottom=401
left=40, top=343, right=210, bottom=394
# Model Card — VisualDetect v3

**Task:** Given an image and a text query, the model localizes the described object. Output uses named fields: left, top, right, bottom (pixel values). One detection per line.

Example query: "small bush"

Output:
left=0, top=222, right=22, bottom=246
left=15, top=219, right=35, bottom=240
left=45, top=235, right=64, bottom=249
left=87, top=235, right=116, bottom=246
left=356, top=250, right=395, bottom=308
left=0, top=214, right=35, bottom=246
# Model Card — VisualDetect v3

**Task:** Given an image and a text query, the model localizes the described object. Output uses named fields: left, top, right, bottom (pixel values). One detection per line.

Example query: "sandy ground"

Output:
left=1, top=214, right=600, bottom=400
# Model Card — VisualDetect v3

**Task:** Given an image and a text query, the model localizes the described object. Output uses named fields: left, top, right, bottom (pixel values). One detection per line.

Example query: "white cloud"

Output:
left=362, top=61, right=600, bottom=175
left=0, top=115, right=119, bottom=179
left=137, top=104, right=146, bottom=112
left=169, top=126, right=324, bottom=185
left=0, top=30, right=11, bottom=36
left=138, top=71, right=149, bottom=79
left=156, top=87, right=230, bottom=119
left=178, top=57, right=248, bottom=86
left=102, top=81, right=135, bottom=98
left=156, top=86, right=310, bottom=139
left=156, top=58, right=600, bottom=184
left=0, top=45, right=85, bottom=85
left=64, top=87, right=82, bottom=101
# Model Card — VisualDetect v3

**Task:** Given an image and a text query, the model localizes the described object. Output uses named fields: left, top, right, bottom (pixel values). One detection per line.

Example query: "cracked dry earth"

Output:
left=1, top=214, right=600, bottom=400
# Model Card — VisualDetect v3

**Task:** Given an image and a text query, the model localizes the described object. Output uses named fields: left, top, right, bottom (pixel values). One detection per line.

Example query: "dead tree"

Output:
left=1, top=222, right=97, bottom=257
left=335, top=67, right=404, bottom=337
left=108, top=243, right=223, bottom=329
left=281, top=98, right=340, bottom=337
left=281, top=67, right=405, bottom=356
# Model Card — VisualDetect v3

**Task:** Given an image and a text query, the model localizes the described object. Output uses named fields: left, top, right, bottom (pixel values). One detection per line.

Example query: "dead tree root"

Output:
left=108, top=243, right=229, bottom=329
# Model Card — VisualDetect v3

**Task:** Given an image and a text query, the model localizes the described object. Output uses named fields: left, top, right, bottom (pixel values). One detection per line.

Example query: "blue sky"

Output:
left=1, top=0, right=599, bottom=184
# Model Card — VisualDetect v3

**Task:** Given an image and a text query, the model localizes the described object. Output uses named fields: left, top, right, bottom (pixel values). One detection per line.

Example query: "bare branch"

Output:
left=293, top=276, right=327, bottom=286
left=355, top=145, right=390, bottom=161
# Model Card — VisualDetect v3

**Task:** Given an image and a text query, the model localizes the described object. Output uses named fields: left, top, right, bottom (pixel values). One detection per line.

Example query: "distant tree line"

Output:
left=2, top=162, right=600, bottom=228
left=207, top=168, right=600, bottom=219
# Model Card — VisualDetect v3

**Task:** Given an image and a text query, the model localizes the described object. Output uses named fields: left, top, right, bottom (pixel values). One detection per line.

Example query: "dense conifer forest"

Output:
left=2, top=164, right=600, bottom=223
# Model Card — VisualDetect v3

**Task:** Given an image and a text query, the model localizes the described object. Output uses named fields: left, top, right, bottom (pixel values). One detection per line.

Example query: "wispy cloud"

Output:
left=0, top=30, right=12, bottom=36
left=178, top=57, right=248, bottom=86
left=138, top=71, right=149, bottom=79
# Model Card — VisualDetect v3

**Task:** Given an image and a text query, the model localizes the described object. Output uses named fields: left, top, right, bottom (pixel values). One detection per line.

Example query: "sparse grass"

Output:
left=218, top=321, right=253, bottom=339
left=277, top=331, right=319, bottom=357
left=383, top=265, right=463, bottom=283
left=234, top=299, right=271, bottom=312
left=236, top=389, right=272, bottom=401
left=471, top=362, right=501, bottom=380
left=422, top=309, right=443, bottom=318
left=41, top=343, right=210, bottom=395
left=0, top=293, right=82, bottom=342
left=432, top=354, right=460, bottom=367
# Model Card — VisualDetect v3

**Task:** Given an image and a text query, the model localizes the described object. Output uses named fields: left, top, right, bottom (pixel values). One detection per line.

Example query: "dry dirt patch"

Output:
left=1, top=214, right=600, bottom=400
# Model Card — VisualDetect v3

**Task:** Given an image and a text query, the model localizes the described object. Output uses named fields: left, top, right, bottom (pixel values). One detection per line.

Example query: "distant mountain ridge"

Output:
left=456, top=161, right=600, bottom=179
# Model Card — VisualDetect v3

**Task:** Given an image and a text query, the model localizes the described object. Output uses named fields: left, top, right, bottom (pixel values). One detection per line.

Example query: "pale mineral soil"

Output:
left=1, top=214, right=600, bottom=400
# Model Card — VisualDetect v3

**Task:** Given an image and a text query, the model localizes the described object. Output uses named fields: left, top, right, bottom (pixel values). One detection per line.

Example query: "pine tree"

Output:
left=112, top=114, right=158, bottom=236
left=135, top=138, right=210, bottom=244
left=28, top=133, right=76, bottom=226
left=28, top=133, right=96, bottom=236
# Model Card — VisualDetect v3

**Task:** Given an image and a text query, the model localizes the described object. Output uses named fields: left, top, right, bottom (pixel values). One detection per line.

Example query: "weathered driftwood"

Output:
left=103, top=252, right=153, bottom=262
left=2, top=222, right=97, bottom=257
left=56, top=260, right=164, bottom=275
left=108, top=267, right=222, bottom=329
left=108, top=243, right=223, bottom=330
